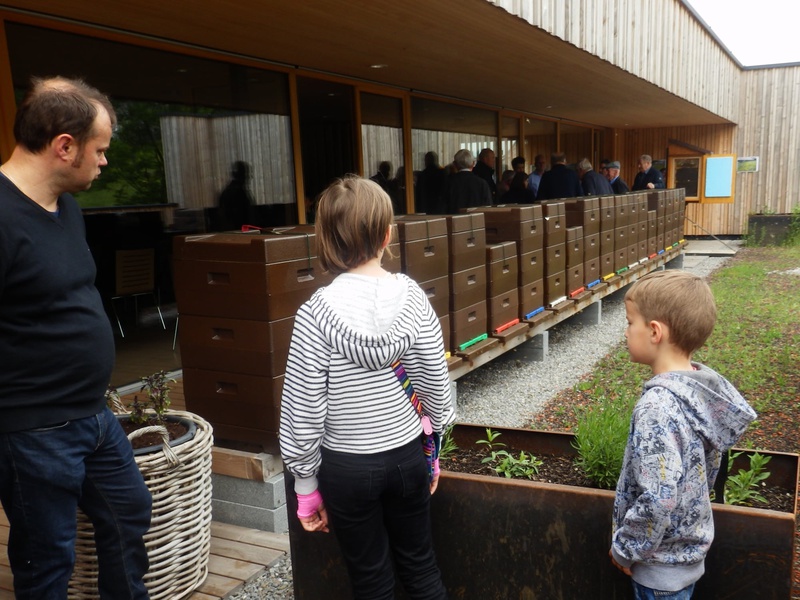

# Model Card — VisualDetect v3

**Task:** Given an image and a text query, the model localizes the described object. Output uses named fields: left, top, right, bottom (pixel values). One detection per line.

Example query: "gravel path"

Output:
left=229, top=252, right=734, bottom=599
left=455, top=254, right=732, bottom=428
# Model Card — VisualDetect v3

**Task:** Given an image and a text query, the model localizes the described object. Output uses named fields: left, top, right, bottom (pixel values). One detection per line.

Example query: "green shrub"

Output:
left=572, top=395, right=634, bottom=489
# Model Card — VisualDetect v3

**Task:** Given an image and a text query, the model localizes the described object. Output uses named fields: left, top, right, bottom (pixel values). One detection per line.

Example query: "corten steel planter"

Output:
left=286, top=424, right=798, bottom=600
left=747, top=214, right=794, bottom=246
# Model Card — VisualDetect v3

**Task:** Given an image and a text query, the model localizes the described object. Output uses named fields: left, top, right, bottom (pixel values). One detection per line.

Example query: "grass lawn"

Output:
left=528, top=242, right=800, bottom=598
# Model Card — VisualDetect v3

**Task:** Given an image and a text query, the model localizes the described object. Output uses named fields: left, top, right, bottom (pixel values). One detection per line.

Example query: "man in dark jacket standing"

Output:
left=536, top=152, right=583, bottom=200
left=578, top=158, right=614, bottom=196
left=606, top=161, right=630, bottom=193
left=444, top=149, right=492, bottom=213
left=472, top=148, right=496, bottom=202
left=632, top=154, right=665, bottom=190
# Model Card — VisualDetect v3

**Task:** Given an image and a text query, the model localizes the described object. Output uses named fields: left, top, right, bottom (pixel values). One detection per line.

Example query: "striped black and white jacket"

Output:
left=279, top=272, right=455, bottom=494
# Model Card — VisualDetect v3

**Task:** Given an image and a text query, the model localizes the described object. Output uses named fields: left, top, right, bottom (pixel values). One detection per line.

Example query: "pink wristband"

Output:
left=296, top=489, right=323, bottom=519
left=433, top=458, right=440, bottom=478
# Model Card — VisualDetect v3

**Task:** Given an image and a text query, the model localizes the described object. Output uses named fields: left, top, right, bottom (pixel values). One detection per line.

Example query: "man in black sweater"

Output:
left=0, top=77, right=151, bottom=599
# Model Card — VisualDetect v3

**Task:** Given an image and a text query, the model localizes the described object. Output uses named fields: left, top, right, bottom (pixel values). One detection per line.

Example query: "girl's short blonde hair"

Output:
left=314, top=175, right=394, bottom=275
left=625, top=270, right=717, bottom=356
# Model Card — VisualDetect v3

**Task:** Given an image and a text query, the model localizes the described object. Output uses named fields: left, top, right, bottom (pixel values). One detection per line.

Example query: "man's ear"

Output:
left=53, top=134, right=75, bottom=161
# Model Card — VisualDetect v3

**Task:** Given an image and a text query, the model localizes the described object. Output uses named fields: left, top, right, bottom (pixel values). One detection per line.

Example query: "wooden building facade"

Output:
left=0, top=0, right=797, bottom=235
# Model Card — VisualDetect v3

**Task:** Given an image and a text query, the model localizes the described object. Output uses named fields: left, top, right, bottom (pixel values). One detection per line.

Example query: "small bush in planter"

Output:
left=572, top=395, right=633, bottom=489
left=106, top=371, right=190, bottom=451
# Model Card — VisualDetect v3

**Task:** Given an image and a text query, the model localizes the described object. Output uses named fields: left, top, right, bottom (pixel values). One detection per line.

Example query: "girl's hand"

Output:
left=299, top=504, right=329, bottom=533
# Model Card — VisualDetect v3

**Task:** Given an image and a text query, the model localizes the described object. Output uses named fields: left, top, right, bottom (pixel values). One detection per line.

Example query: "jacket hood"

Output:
left=643, top=363, right=756, bottom=451
left=307, top=273, right=425, bottom=371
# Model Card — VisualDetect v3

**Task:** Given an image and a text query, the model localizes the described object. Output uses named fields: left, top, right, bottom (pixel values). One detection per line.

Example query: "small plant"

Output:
left=128, top=370, right=176, bottom=426
left=438, top=425, right=459, bottom=461
left=476, top=428, right=506, bottom=452
left=477, top=428, right=543, bottom=480
left=483, top=449, right=543, bottom=480
left=724, top=451, right=772, bottom=506
left=572, top=395, right=633, bottom=489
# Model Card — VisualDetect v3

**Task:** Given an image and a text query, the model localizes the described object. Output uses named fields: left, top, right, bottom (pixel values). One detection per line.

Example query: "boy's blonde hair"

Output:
left=625, top=270, right=717, bottom=356
left=314, top=175, right=394, bottom=275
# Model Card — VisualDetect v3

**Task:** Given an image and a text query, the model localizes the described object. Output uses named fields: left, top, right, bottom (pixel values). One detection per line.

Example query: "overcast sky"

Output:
left=687, top=0, right=800, bottom=66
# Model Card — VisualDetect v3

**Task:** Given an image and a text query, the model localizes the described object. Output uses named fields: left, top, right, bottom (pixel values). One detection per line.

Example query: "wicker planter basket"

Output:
left=68, top=410, right=214, bottom=600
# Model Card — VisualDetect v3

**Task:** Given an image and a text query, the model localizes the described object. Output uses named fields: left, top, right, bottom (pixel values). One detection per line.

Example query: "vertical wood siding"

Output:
left=735, top=67, right=800, bottom=219
left=491, top=0, right=740, bottom=123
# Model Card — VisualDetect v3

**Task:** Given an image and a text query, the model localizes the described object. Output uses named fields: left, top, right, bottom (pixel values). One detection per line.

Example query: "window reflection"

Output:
left=361, top=93, right=406, bottom=214
left=5, top=21, right=295, bottom=222
left=673, top=157, right=700, bottom=197
left=524, top=118, right=557, bottom=170
left=560, top=123, right=593, bottom=167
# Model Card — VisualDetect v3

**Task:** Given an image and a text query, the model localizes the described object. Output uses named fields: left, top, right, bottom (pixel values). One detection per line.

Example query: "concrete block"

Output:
left=212, top=498, right=288, bottom=534
left=449, top=380, right=458, bottom=413
left=665, top=252, right=684, bottom=270
left=509, top=331, right=549, bottom=362
left=572, top=300, right=601, bottom=326
left=212, top=471, right=286, bottom=510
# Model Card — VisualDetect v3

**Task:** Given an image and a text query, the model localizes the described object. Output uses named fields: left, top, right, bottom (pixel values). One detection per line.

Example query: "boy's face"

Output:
left=624, top=299, right=655, bottom=366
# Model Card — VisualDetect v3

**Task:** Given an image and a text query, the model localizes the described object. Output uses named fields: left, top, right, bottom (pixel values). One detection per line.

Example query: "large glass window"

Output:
left=411, top=97, right=497, bottom=212
left=361, top=93, right=406, bottom=213
left=559, top=123, right=593, bottom=168
left=523, top=118, right=557, bottom=170
left=500, top=116, right=520, bottom=172
left=672, top=157, right=701, bottom=199
left=411, top=97, right=497, bottom=171
left=5, top=22, right=295, bottom=224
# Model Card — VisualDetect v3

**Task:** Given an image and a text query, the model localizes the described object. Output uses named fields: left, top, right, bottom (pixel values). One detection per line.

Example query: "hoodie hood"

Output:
left=644, top=363, right=757, bottom=451
left=308, top=273, right=425, bottom=371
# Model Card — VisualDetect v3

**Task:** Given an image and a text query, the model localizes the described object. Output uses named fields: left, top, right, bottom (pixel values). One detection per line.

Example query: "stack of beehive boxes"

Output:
left=173, top=228, right=334, bottom=452
left=541, top=201, right=567, bottom=307
left=466, top=205, right=546, bottom=320
left=486, top=241, right=519, bottom=333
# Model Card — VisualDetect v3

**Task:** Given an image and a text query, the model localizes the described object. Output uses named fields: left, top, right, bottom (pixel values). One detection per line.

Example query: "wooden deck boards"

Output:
left=0, top=380, right=290, bottom=599
left=0, top=512, right=288, bottom=599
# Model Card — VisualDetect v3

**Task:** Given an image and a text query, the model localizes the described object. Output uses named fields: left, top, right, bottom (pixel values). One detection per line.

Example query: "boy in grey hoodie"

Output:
left=610, top=270, right=756, bottom=600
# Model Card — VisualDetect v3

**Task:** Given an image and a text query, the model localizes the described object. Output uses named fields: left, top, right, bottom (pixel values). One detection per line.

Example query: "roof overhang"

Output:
left=0, top=0, right=733, bottom=129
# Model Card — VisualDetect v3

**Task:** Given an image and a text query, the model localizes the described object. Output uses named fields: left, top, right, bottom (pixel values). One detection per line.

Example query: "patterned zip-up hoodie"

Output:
left=280, top=272, right=455, bottom=495
left=611, top=363, right=756, bottom=592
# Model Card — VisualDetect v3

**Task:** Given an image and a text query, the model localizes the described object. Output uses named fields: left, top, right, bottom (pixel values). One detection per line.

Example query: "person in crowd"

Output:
left=415, top=151, right=447, bottom=213
left=443, top=148, right=492, bottom=213
left=605, top=160, right=630, bottom=193
left=500, top=170, right=536, bottom=203
left=611, top=270, right=756, bottom=600
left=632, top=154, right=665, bottom=190
left=511, top=155, right=526, bottom=173
left=472, top=147, right=497, bottom=201
left=370, top=160, right=392, bottom=192
left=0, top=76, right=152, bottom=599
left=218, top=160, right=254, bottom=230
left=527, top=154, right=547, bottom=198
left=598, top=157, right=611, bottom=173
left=496, top=168, right=515, bottom=202
left=280, top=175, right=455, bottom=600
left=536, top=152, right=583, bottom=200
left=578, top=158, right=614, bottom=196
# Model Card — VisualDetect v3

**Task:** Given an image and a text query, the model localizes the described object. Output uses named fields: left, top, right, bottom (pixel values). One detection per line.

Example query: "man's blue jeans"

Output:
left=633, top=581, right=695, bottom=599
left=0, top=407, right=152, bottom=599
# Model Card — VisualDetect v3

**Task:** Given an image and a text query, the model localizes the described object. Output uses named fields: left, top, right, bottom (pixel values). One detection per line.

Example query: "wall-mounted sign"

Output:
left=737, top=156, right=759, bottom=173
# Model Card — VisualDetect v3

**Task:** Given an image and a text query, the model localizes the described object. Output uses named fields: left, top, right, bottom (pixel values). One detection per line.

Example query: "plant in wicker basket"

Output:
left=69, top=373, right=214, bottom=600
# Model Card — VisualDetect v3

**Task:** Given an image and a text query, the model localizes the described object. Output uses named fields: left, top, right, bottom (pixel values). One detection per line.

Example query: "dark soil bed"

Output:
left=442, top=447, right=796, bottom=514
